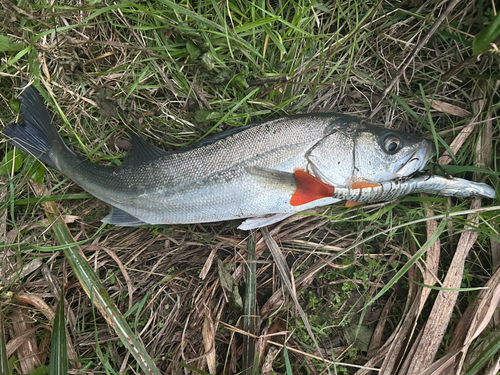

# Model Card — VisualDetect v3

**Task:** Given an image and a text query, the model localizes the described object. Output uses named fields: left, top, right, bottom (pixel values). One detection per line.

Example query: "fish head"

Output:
left=307, top=121, right=434, bottom=187
left=352, top=123, right=435, bottom=183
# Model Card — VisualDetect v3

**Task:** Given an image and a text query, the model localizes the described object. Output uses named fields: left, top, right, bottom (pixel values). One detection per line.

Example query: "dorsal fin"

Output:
left=188, top=123, right=255, bottom=149
left=119, top=131, right=170, bottom=167
left=290, top=169, right=335, bottom=206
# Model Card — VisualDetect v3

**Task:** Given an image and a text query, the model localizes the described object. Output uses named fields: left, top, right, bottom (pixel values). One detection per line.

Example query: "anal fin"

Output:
left=102, top=207, right=148, bottom=226
left=238, top=213, right=295, bottom=230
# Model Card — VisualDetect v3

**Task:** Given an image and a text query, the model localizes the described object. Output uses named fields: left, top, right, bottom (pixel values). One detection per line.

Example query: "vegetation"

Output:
left=0, top=0, right=499, bottom=374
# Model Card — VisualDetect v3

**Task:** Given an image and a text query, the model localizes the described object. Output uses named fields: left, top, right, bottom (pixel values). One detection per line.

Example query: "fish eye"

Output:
left=384, top=136, right=401, bottom=154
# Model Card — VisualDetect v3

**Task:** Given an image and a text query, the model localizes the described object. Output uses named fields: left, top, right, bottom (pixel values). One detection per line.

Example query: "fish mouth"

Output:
left=394, top=140, right=435, bottom=178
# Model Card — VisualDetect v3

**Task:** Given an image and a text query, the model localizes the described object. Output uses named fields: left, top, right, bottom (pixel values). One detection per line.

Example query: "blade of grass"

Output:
left=2, top=193, right=93, bottom=206
left=465, top=333, right=500, bottom=375
left=283, top=345, right=293, bottom=375
left=202, top=307, right=216, bottom=374
left=0, top=312, right=9, bottom=375
left=243, top=230, right=256, bottom=375
left=419, top=84, right=457, bottom=161
left=30, top=180, right=162, bottom=375
left=203, top=88, right=260, bottom=139
left=235, top=17, right=280, bottom=34
left=49, top=288, right=68, bottom=375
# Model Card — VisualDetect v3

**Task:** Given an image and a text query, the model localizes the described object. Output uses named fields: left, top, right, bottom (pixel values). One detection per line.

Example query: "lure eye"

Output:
left=384, top=136, right=401, bottom=154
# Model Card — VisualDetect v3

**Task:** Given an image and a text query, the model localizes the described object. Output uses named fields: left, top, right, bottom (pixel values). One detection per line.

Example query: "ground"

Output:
left=0, top=0, right=499, bottom=374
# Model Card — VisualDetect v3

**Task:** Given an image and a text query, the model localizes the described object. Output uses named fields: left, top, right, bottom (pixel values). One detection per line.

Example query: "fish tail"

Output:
left=3, top=83, right=71, bottom=170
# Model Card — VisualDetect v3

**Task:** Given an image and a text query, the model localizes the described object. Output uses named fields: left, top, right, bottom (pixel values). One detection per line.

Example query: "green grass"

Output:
left=1, top=0, right=499, bottom=374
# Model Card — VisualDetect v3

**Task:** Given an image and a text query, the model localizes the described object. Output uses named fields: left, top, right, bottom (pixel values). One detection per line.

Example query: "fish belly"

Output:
left=129, top=177, right=340, bottom=224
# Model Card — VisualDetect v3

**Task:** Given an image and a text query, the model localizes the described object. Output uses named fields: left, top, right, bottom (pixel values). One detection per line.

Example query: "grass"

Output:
left=0, top=0, right=499, bottom=374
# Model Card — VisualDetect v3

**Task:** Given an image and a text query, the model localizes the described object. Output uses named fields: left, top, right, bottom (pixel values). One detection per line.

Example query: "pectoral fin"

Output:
left=247, top=166, right=296, bottom=185
left=290, top=169, right=335, bottom=206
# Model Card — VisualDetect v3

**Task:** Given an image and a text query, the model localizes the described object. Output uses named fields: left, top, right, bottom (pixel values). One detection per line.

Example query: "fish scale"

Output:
left=3, top=83, right=434, bottom=229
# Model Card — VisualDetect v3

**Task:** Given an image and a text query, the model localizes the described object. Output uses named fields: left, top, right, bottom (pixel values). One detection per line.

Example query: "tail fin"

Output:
left=3, top=83, right=64, bottom=169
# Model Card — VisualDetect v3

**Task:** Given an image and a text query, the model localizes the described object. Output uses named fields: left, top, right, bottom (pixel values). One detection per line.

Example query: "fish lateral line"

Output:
left=108, top=196, right=177, bottom=207
left=290, top=169, right=335, bottom=206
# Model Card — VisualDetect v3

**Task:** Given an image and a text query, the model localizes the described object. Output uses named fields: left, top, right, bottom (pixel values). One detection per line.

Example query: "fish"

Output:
left=292, top=170, right=496, bottom=206
left=3, top=83, right=434, bottom=230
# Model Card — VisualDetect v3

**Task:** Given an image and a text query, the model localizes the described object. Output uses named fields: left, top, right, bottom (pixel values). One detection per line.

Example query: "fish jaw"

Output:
left=392, top=139, right=435, bottom=178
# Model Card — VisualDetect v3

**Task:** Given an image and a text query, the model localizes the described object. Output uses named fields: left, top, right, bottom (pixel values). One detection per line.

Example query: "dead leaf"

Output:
left=434, top=266, right=500, bottom=375
left=260, top=289, right=284, bottom=319
left=420, top=202, right=441, bottom=312
left=102, top=247, right=134, bottom=311
left=108, top=137, right=132, bottom=150
left=5, top=258, right=43, bottom=284
left=5, top=326, right=40, bottom=358
left=484, top=358, right=500, bottom=375
left=10, top=308, right=40, bottom=374
left=261, top=347, right=280, bottom=375
left=202, top=309, right=216, bottom=374
left=261, top=227, right=328, bottom=368
left=438, top=122, right=475, bottom=165
left=199, top=243, right=222, bottom=280
left=438, top=83, right=487, bottom=165
left=378, top=204, right=441, bottom=374
left=14, top=294, right=80, bottom=368
left=427, top=99, right=471, bottom=118
left=367, top=293, right=394, bottom=357
left=217, top=258, right=243, bottom=312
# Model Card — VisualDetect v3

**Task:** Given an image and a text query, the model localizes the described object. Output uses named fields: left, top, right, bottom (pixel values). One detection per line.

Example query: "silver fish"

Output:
left=292, top=170, right=496, bottom=206
left=3, top=83, right=434, bottom=229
